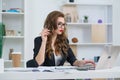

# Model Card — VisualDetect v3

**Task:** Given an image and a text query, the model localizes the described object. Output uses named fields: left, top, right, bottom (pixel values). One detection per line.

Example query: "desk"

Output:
left=0, top=67, right=120, bottom=80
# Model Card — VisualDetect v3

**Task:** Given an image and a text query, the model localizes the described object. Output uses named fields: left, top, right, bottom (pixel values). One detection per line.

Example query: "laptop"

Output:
left=95, top=46, right=120, bottom=70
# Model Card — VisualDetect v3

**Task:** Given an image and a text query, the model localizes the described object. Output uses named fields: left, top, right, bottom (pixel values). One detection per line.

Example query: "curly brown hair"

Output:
left=43, top=11, right=69, bottom=58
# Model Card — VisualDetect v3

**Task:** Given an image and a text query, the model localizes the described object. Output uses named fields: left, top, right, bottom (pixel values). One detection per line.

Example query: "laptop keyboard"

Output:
left=76, top=64, right=95, bottom=71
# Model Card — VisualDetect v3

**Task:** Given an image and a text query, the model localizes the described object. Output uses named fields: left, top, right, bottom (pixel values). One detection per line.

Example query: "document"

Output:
left=4, top=66, right=93, bottom=72
left=37, top=66, right=87, bottom=72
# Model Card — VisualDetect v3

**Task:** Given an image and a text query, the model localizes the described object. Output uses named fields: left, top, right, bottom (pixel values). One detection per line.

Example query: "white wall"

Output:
left=0, top=0, right=116, bottom=64
left=25, top=0, right=66, bottom=60
left=25, top=0, right=117, bottom=62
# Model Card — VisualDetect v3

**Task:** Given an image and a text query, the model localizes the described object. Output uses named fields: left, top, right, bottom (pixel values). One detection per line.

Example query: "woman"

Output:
left=27, top=10, right=95, bottom=67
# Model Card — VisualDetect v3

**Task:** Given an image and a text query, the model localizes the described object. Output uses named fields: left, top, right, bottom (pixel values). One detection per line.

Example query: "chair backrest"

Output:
left=26, top=59, right=38, bottom=68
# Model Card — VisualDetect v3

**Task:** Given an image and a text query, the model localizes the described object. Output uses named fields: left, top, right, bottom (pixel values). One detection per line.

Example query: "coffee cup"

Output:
left=11, top=52, right=21, bottom=67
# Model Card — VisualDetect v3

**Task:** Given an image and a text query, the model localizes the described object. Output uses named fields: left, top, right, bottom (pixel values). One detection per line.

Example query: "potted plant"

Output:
left=83, top=16, right=88, bottom=23
left=17, top=31, right=21, bottom=36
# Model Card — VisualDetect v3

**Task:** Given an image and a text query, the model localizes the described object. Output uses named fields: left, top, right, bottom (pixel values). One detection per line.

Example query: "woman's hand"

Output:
left=73, top=60, right=96, bottom=67
left=40, top=28, right=50, bottom=42
left=80, top=60, right=95, bottom=67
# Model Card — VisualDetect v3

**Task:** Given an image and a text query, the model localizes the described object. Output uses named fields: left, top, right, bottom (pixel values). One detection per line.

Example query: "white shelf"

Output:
left=3, top=36, right=24, bottom=39
left=67, top=23, right=112, bottom=26
left=0, top=12, right=24, bottom=15
left=0, top=0, right=25, bottom=68
left=63, top=2, right=112, bottom=6
left=69, top=43, right=112, bottom=46
left=62, top=1, right=113, bottom=60
left=4, top=60, right=25, bottom=62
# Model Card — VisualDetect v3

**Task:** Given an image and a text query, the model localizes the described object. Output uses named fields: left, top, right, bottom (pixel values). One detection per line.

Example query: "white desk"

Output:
left=0, top=67, right=120, bottom=80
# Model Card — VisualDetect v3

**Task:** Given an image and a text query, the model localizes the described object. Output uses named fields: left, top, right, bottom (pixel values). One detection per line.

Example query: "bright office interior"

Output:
left=0, top=0, right=120, bottom=70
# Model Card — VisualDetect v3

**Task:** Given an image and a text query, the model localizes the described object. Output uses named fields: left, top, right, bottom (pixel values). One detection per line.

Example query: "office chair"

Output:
left=26, top=59, right=38, bottom=67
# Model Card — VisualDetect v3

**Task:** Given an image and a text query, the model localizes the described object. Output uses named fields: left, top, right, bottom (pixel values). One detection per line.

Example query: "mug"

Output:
left=69, top=0, right=74, bottom=2
left=94, top=56, right=100, bottom=63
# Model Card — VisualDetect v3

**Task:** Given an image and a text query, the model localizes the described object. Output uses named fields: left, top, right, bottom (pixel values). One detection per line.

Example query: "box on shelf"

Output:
left=91, top=24, right=106, bottom=43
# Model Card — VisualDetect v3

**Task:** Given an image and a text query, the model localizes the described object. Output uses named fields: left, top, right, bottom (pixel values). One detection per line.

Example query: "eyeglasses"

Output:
left=57, top=22, right=67, bottom=28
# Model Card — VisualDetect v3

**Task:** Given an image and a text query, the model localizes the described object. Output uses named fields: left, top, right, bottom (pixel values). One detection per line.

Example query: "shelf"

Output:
left=62, top=1, right=113, bottom=61
left=63, top=3, right=112, bottom=6
left=69, top=43, right=112, bottom=46
left=0, top=12, right=24, bottom=15
left=4, top=60, right=25, bottom=62
left=67, top=23, right=112, bottom=26
left=3, top=36, right=24, bottom=39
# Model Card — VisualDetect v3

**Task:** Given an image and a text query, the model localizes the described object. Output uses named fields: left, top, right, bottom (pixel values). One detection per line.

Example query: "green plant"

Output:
left=0, top=22, right=5, bottom=58
left=84, top=16, right=88, bottom=20
left=83, top=16, right=89, bottom=23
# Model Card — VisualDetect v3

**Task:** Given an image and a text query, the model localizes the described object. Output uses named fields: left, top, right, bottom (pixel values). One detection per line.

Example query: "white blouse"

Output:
left=54, top=53, right=62, bottom=66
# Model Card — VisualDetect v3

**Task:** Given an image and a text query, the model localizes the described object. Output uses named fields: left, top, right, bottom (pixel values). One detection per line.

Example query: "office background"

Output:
left=1, top=0, right=120, bottom=68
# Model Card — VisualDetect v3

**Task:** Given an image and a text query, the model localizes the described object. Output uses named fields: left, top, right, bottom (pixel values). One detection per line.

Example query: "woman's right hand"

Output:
left=40, top=28, right=50, bottom=42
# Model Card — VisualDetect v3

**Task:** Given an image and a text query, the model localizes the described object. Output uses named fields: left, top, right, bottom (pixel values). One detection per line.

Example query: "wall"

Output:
left=25, top=0, right=120, bottom=64
left=25, top=0, right=65, bottom=60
